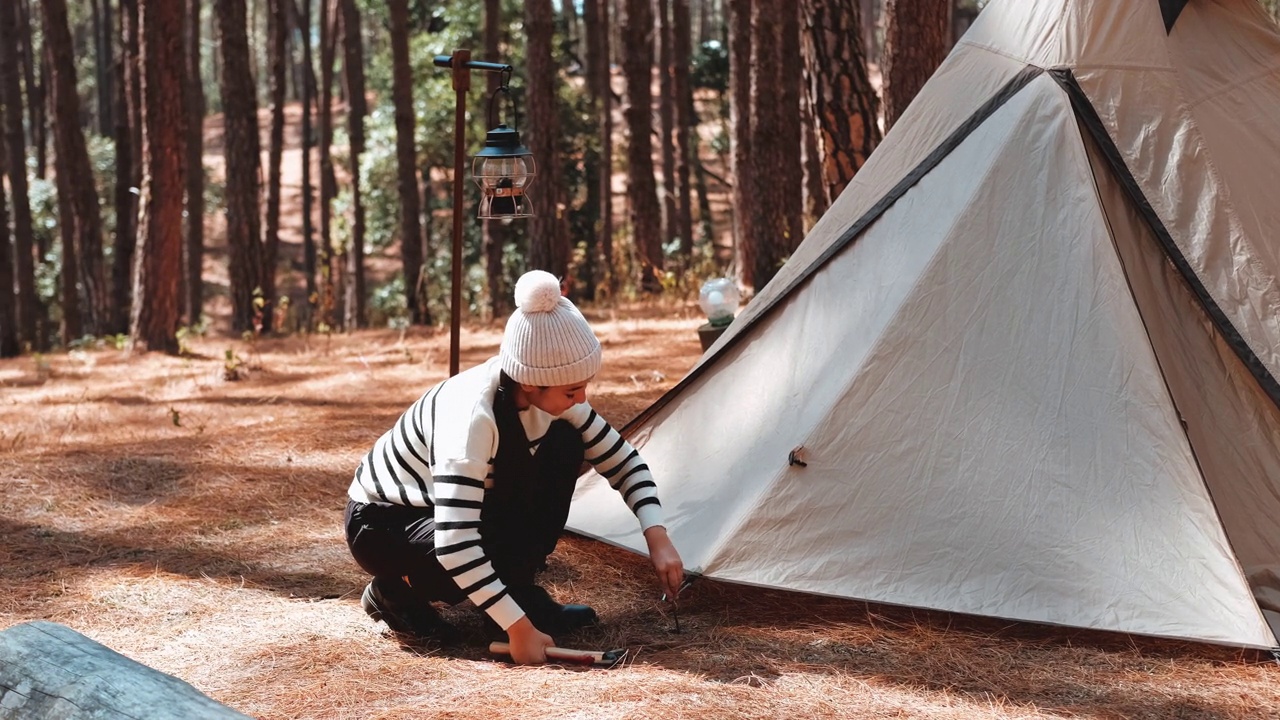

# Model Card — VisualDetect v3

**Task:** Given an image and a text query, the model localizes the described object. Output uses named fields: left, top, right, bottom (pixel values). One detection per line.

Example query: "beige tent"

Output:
left=568, top=0, right=1280, bottom=648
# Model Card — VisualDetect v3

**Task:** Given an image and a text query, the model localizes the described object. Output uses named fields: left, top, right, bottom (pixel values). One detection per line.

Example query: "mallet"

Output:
left=488, top=641, right=628, bottom=668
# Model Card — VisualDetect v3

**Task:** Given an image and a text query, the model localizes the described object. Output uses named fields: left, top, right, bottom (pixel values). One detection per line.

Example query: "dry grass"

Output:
left=3, top=308, right=1279, bottom=720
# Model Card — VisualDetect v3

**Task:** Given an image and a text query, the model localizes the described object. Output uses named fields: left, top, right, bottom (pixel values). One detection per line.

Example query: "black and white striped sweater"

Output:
left=347, top=357, right=664, bottom=630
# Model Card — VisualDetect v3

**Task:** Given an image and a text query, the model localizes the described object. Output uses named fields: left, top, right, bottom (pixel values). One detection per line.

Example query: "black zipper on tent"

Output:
left=622, top=64, right=1045, bottom=434
left=1049, top=68, right=1280, bottom=417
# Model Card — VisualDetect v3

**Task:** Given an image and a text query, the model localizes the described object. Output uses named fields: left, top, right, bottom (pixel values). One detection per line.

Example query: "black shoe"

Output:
left=361, top=579, right=460, bottom=643
left=507, top=584, right=598, bottom=636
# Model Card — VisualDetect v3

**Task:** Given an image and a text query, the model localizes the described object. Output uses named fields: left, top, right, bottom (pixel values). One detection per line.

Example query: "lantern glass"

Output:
left=473, top=153, right=537, bottom=220
left=698, top=277, right=740, bottom=328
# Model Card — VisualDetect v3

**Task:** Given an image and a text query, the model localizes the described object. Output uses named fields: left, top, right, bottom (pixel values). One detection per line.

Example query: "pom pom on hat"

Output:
left=500, top=271, right=602, bottom=387
left=514, top=270, right=564, bottom=313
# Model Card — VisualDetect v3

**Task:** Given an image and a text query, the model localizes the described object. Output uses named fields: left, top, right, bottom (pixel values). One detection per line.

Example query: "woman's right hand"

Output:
left=506, top=615, right=555, bottom=665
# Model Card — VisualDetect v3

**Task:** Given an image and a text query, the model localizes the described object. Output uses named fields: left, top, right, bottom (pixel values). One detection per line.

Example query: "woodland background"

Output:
left=0, top=0, right=1053, bottom=354
left=4, top=0, right=1280, bottom=355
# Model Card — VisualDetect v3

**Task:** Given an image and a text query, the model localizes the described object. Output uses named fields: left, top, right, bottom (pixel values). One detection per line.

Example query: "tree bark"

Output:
left=800, top=0, right=880, bottom=206
left=390, top=0, right=427, bottom=324
left=525, top=0, right=566, bottom=278
left=656, top=0, right=677, bottom=258
left=317, top=0, right=336, bottom=328
left=881, top=0, right=949, bottom=132
left=339, top=0, right=366, bottom=328
left=43, top=0, right=108, bottom=336
left=0, top=622, right=251, bottom=719
left=18, top=0, right=46, bottom=183
left=1, top=0, right=39, bottom=351
left=481, top=0, right=509, bottom=317
left=581, top=0, right=602, bottom=299
left=672, top=0, right=694, bottom=258
left=597, top=0, right=614, bottom=293
left=0, top=104, right=14, bottom=355
left=264, top=0, right=287, bottom=332
left=216, top=0, right=265, bottom=333
left=296, top=0, right=316, bottom=326
left=131, top=0, right=187, bottom=354
left=622, top=0, right=662, bottom=289
left=746, top=0, right=803, bottom=290
left=728, top=0, right=751, bottom=285
left=184, top=0, right=205, bottom=327
left=111, top=0, right=140, bottom=335
left=100, top=0, right=114, bottom=136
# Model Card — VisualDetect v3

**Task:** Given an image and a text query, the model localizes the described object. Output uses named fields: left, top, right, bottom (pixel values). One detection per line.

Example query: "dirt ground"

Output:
left=3, top=315, right=1280, bottom=720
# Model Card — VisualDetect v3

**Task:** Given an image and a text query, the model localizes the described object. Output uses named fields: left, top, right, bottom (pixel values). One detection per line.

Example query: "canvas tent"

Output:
left=567, top=0, right=1280, bottom=648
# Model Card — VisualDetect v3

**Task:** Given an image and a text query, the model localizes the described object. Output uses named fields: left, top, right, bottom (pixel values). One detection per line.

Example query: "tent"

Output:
left=567, top=0, right=1280, bottom=648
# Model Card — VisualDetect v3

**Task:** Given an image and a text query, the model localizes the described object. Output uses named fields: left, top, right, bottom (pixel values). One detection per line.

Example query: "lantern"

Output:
left=473, top=124, right=536, bottom=220
left=698, top=277, right=740, bottom=328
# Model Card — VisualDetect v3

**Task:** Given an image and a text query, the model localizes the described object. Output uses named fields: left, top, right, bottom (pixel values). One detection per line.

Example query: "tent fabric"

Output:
left=568, top=0, right=1280, bottom=648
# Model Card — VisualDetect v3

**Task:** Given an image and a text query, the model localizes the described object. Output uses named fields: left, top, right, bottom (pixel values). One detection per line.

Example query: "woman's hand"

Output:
left=643, top=525, right=684, bottom=600
left=506, top=615, right=555, bottom=665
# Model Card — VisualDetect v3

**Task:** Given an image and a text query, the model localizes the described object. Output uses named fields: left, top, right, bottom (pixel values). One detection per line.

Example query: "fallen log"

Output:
left=0, top=620, right=250, bottom=719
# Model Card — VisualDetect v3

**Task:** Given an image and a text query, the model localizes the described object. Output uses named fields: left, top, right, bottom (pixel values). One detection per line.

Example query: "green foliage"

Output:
left=691, top=40, right=728, bottom=94
left=368, top=274, right=409, bottom=328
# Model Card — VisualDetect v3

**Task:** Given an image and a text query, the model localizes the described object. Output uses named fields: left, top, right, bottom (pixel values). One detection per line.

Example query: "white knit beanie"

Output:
left=499, top=271, right=603, bottom=386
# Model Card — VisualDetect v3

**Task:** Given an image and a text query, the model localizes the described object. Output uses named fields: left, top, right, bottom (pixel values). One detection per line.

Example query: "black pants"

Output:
left=344, top=392, right=583, bottom=605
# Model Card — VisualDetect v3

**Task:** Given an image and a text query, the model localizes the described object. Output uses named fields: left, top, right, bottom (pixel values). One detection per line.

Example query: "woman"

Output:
left=344, top=270, right=684, bottom=665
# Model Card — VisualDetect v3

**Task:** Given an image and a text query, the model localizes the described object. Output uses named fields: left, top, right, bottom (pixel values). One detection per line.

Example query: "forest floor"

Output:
left=3, top=321, right=1280, bottom=720
left=3, top=73, right=1280, bottom=720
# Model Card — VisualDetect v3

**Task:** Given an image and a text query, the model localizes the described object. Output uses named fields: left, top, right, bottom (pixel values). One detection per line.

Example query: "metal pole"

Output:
left=448, top=49, right=471, bottom=376
left=433, top=52, right=513, bottom=376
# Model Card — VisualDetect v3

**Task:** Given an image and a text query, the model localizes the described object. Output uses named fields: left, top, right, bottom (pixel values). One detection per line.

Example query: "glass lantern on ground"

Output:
left=696, top=277, right=740, bottom=351
left=473, top=124, right=536, bottom=220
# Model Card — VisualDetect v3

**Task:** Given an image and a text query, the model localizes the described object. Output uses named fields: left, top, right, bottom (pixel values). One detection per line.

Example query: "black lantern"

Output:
left=473, top=124, right=536, bottom=220
left=473, top=77, right=536, bottom=220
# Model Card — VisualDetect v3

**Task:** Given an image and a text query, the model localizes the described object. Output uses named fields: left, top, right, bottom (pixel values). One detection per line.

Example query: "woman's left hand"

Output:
left=643, top=526, right=684, bottom=600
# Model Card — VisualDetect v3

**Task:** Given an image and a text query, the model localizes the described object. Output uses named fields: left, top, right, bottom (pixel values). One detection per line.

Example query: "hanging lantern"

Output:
left=473, top=124, right=536, bottom=220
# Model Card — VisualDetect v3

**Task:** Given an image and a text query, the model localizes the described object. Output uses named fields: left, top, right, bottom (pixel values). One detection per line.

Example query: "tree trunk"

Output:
left=18, top=0, right=46, bottom=183
left=131, top=0, right=186, bottom=354
left=800, top=0, right=880, bottom=207
left=747, top=0, right=802, bottom=290
left=184, top=0, right=205, bottom=327
left=111, top=0, right=140, bottom=335
left=525, top=0, right=566, bottom=278
left=564, top=0, right=579, bottom=52
left=597, top=0, right=614, bottom=293
left=317, top=0, right=336, bottom=328
left=296, top=0, right=316, bottom=327
left=1, top=0, right=39, bottom=351
left=288, top=0, right=319, bottom=108
left=481, top=0, right=509, bottom=317
left=861, top=0, right=877, bottom=63
left=43, top=0, right=108, bottom=337
left=800, top=80, right=824, bottom=225
left=100, top=0, right=114, bottom=136
left=0, top=108, right=14, bottom=355
left=672, top=0, right=694, bottom=258
left=728, top=0, right=752, bottom=286
left=881, top=0, right=949, bottom=132
left=0, top=621, right=252, bottom=719
left=656, top=0, right=677, bottom=259
left=339, top=0, right=366, bottom=328
left=581, top=0, right=602, bottom=299
left=264, top=0, right=287, bottom=332
left=216, top=0, right=265, bottom=334
left=390, top=0, right=427, bottom=324
left=622, top=0, right=662, bottom=290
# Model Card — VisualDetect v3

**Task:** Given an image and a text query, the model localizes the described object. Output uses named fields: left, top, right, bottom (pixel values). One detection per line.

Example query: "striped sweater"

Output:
left=347, top=357, right=664, bottom=630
